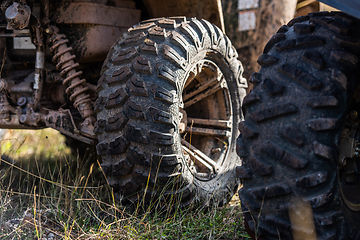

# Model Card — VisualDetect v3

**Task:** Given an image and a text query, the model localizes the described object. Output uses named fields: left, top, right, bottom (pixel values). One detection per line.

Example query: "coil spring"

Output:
left=48, top=27, right=94, bottom=119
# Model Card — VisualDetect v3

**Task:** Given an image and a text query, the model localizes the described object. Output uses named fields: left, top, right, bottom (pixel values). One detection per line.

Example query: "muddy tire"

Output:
left=238, top=12, right=360, bottom=239
left=96, top=17, right=247, bottom=208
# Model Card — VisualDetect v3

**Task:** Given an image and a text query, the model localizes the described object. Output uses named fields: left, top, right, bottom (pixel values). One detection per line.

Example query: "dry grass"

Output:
left=0, top=129, right=250, bottom=239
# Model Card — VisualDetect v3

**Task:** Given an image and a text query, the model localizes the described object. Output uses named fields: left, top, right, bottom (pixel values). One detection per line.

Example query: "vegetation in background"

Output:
left=0, top=129, right=250, bottom=239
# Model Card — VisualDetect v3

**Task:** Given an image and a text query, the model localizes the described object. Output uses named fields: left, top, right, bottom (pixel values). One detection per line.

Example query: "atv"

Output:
left=0, top=0, right=247, bottom=208
left=238, top=0, right=360, bottom=239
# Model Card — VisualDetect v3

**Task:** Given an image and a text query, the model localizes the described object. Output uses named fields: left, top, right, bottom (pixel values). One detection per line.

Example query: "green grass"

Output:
left=0, top=129, right=250, bottom=239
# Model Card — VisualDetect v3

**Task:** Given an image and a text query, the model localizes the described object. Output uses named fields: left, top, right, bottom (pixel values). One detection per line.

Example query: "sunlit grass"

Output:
left=1, top=129, right=70, bottom=160
left=0, top=129, right=250, bottom=239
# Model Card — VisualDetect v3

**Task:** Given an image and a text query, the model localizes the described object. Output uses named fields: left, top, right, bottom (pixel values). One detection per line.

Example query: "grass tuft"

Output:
left=0, top=129, right=250, bottom=239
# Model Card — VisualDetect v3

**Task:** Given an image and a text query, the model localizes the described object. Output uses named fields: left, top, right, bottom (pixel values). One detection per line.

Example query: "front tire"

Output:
left=96, top=17, right=247, bottom=208
left=238, top=12, right=360, bottom=239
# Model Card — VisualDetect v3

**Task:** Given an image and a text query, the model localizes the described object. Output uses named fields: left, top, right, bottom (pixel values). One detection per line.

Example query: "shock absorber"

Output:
left=46, top=25, right=95, bottom=136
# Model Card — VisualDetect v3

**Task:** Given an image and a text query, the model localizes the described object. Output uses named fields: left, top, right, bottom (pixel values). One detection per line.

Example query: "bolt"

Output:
left=5, top=2, right=31, bottom=30
left=19, top=114, right=26, bottom=123
left=17, top=97, right=27, bottom=107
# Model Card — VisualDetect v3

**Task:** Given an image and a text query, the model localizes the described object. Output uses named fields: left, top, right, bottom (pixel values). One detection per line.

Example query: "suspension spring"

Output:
left=47, top=25, right=94, bottom=121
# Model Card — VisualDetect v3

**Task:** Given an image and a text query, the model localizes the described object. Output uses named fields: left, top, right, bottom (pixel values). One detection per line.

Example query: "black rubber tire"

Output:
left=96, top=17, right=247, bottom=208
left=238, top=12, right=360, bottom=239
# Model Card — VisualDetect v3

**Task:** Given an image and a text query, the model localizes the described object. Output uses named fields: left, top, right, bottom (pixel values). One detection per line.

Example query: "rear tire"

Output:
left=238, top=12, right=360, bottom=239
left=96, top=17, right=247, bottom=208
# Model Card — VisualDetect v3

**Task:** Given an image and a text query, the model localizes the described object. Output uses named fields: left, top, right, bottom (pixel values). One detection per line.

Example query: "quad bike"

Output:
left=0, top=0, right=247, bottom=208
left=238, top=0, right=360, bottom=239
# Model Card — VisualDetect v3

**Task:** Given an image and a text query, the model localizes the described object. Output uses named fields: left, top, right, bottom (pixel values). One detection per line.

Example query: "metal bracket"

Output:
left=45, top=109, right=94, bottom=145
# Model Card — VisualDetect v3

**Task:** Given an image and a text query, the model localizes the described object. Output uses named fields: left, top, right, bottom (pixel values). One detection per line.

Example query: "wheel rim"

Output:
left=180, top=60, right=233, bottom=181
left=339, top=111, right=360, bottom=211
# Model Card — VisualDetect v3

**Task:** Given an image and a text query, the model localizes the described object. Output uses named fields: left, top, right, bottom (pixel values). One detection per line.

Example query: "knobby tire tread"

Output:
left=97, top=17, right=246, bottom=208
left=238, top=12, right=360, bottom=239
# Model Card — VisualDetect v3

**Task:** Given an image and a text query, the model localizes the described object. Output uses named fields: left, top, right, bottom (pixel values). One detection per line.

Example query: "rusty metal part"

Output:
left=0, top=104, right=94, bottom=144
left=0, top=114, right=19, bottom=127
left=47, top=25, right=93, bottom=118
left=54, top=2, right=140, bottom=27
left=4, top=2, right=31, bottom=30
left=184, top=79, right=227, bottom=108
left=142, top=0, right=224, bottom=31
left=19, top=108, right=41, bottom=126
left=183, top=74, right=221, bottom=101
left=185, top=126, right=231, bottom=137
left=41, top=0, right=50, bottom=19
left=32, top=25, right=45, bottom=110
left=0, top=105, right=94, bottom=144
left=10, top=81, right=32, bottom=93
left=187, top=118, right=232, bottom=128
left=45, top=109, right=94, bottom=145
left=45, top=67, right=62, bottom=83
left=0, top=114, right=33, bottom=129
left=52, top=2, right=141, bottom=62
left=46, top=25, right=95, bottom=137
left=0, top=79, right=13, bottom=122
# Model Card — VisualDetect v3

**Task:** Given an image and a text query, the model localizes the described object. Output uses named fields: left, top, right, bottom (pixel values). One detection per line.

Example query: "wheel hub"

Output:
left=180, top=60, right=233, bottom=181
